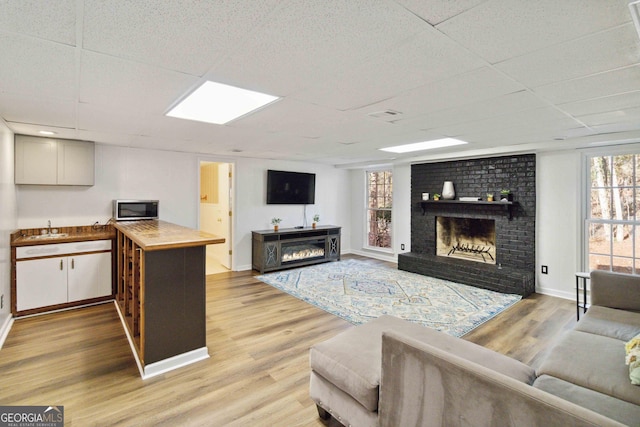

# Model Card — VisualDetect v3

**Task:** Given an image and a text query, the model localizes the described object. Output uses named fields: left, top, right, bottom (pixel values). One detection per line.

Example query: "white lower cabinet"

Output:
left=16, top=257, right=68, bottom=311
left=67, top=252, right=112, bottom=302
left=16, top=240, right=112, bottom=313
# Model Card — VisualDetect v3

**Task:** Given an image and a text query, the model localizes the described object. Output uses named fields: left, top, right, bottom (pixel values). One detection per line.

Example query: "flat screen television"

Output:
left=267, top=169, right=315, bottom=205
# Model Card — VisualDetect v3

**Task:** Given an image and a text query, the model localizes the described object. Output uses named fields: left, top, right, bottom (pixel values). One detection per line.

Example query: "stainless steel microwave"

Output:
left=113, top=200, right=159, bottom=221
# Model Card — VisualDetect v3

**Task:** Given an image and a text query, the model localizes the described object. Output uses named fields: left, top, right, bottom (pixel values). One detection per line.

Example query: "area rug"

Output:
left=256, top=259, right=522, bottom=337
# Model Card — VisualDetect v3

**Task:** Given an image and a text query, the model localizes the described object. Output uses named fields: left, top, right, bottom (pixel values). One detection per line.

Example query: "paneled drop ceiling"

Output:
left=0, top=0, right=639, bottom=167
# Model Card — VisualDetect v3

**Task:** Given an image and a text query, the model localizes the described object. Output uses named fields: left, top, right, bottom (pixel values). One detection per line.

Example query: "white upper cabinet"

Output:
left=15, top=135, right=95, bottom=186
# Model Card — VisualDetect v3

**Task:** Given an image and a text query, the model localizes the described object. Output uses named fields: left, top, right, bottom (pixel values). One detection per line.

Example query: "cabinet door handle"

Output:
left=60, top=259, right=64, bottom=270
left=71, top=258, right=74, bottom=269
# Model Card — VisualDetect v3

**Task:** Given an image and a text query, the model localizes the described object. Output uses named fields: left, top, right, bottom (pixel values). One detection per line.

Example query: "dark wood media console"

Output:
left=252, top=226, right=341, bottom=273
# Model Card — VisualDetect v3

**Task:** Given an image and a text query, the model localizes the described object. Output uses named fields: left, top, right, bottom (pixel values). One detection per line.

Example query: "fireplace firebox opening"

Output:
left=436, top=217, right=496, bottom=264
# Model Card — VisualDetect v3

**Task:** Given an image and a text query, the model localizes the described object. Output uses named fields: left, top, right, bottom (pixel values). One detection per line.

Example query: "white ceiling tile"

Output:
left=533, top=65, right=640, bottom=104
left=578, top=106, right=640, bottom=127
left=291, top=25, right=486, bottom=110
left=395, top=0, right=488, bottom=25
left=0, top=0, right=76, bottom=45
left=77, top=103, right=145, bottom=135
left=79, top=51, right=198, bottom=115
left=0, top=92, right=75, bottom=128
left=559, top=91, right=640, bottom=117
left=82, top=0, right=281, bottom=76
left=229, top=98, right=349, bottom=139
left=436, top=0, right=632, bottom=64
left=359, top=67, right=526, bottom=120
left=496, top=24, right=640, bottom=88
left=397, top=90, right=548, bottom=130
left=213, top=0, right=428, bottom=99
left=0, top=33, right=76, bottom=99
left=433, top=107, right=578, bottom=138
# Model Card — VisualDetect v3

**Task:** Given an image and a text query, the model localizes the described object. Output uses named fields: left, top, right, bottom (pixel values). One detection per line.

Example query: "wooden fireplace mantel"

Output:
left=419, top=200, right=518, bottom=219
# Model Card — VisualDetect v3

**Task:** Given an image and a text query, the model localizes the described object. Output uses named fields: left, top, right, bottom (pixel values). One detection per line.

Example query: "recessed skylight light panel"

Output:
left=380, top=138, right=468, bottom=153
left=166, top=81, right=280, bottom=125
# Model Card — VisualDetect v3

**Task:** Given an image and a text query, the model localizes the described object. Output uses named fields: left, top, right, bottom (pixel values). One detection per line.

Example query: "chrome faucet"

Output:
left=47, top=220, right=52, bottom=234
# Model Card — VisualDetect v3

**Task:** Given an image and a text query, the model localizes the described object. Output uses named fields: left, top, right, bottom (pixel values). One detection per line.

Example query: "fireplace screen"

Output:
left=436, top=217, right=496, bottom=264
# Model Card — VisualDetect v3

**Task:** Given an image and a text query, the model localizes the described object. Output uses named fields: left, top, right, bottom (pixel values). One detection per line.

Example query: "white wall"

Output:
left=233, top=158, right=351, bottom=270
left=536, top=150, right=582, bottom=299
left=348, top=164, right=411, bottom=262
left=17, top=145, right=197, bottom=229
left=16, top=144, right=352, bottom=272
left=0, top=120, right=17, bottom=342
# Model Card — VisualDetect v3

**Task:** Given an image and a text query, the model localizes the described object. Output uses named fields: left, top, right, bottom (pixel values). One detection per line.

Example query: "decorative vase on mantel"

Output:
left=442, top=181, right=455, bottom=200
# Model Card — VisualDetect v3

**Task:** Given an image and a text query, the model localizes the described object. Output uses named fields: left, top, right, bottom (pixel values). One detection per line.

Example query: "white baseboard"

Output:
left=0, top=315, right=14, bottom=349
left=348, top=249, right=397, bottom=263
left=534, top=286, right=576, bottom=301
left=114, top=301, right=210, bottom=379
left=142, top=347, right=209, bottom=380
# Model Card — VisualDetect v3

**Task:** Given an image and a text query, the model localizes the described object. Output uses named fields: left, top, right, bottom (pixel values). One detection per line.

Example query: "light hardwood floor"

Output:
left=0, top=256, right=576, bottom=426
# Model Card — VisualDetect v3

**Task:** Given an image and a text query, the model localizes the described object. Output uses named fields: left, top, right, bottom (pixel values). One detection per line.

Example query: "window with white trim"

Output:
left=366, top=170, right=392, bottom=250
left=586, top=153, right=639, bottom=274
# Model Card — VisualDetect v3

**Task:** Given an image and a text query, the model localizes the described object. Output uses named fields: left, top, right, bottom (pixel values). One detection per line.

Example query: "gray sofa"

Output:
left=309, top=270, right=640, bottom=426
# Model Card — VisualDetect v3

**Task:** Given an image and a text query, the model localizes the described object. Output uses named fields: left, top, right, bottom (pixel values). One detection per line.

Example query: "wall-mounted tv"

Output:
left=267, top=169, right=315, bottom=205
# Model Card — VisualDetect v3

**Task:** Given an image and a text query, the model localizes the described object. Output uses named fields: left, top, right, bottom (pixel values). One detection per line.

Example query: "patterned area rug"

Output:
left=256, top=259, right=522, bottom=337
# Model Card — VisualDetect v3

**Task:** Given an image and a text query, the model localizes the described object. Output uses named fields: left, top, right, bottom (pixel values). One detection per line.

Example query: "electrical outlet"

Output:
left=541, top=265, right=548, bottom=274
left=401, top=244, right=405, bottom=250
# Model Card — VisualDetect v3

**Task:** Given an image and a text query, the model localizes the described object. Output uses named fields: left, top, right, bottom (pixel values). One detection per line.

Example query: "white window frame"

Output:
left=582, top=146, right=640, bottom=275
left=364, top=169, right=393, bottom=253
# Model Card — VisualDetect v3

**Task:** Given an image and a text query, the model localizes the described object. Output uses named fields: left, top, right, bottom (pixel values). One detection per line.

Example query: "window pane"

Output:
left=611, top=224, right=632, bottom=257
left=589, top=254, right=610, bottom=271
left=588, top=222, right=610, bottom=254
left=612, top=257, right=633, bottom=274
left=636, top=154, right=640, bottom=186
left=619, top=187, right=635, bottom=219
left=613, top=154, right=634, bottom=187
left=591, top=156, right=610, bottom=187
left=590, top=188, right=611, bottom=219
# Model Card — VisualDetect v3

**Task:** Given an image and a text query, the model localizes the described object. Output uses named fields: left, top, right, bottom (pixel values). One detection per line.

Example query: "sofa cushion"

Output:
left=533, top=374, right=640, bottom=426
left=575, top=306, right=640, bottom=341
left=537, top=330, right=640, bottom=405
left=309, top=315, right=535, bottom=412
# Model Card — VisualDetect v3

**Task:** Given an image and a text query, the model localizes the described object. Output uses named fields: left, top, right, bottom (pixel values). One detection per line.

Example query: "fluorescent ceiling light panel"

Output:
left=38, top=130, right=56, bottom=135
left=166, top=81, right=280, bottom=125
left=380, top=138, right=468, bottom=153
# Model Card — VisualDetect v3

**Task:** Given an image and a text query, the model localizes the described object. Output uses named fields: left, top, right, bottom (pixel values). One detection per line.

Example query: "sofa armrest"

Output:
left=379, top=331, right=625, bottom=427
left=590, top=270, right=640, bottom=311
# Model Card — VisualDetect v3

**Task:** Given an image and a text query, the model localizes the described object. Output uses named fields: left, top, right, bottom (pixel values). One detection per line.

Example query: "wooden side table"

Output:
left=576, top=272, right=590, bottom=320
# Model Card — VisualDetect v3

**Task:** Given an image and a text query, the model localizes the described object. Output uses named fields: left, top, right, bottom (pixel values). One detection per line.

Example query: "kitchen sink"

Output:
left=25, top=233, right=69, bottom=240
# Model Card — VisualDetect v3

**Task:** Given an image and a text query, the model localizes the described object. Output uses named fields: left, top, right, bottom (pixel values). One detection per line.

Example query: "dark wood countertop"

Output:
left=113, top=220, right=224, bottom=251
left=11, top=224, right=115, bottom=247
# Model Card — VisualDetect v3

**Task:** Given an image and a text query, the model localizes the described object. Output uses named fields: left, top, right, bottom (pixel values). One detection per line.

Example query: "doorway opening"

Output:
left=199, top=161, right=233, bottom=274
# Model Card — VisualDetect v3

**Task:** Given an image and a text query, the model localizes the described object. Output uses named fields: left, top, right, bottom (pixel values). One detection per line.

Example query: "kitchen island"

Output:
left=114, top=220, right=224, bottom=379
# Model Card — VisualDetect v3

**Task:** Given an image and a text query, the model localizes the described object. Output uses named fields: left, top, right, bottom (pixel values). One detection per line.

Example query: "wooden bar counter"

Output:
left=113, top=220, right=224, bottom=379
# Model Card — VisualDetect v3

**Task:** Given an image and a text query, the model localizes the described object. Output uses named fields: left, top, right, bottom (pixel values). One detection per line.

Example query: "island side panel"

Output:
left=143, top=246, right=207, bottom=364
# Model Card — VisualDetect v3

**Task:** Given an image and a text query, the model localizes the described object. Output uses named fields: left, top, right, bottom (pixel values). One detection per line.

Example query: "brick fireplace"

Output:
left=398, top=154, right=536, bottom=296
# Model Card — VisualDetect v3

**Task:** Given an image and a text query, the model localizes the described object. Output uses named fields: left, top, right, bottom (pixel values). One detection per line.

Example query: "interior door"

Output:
left=216, top=163, right=231, bottom=268
left=200, top=161, right=232, bottom=270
